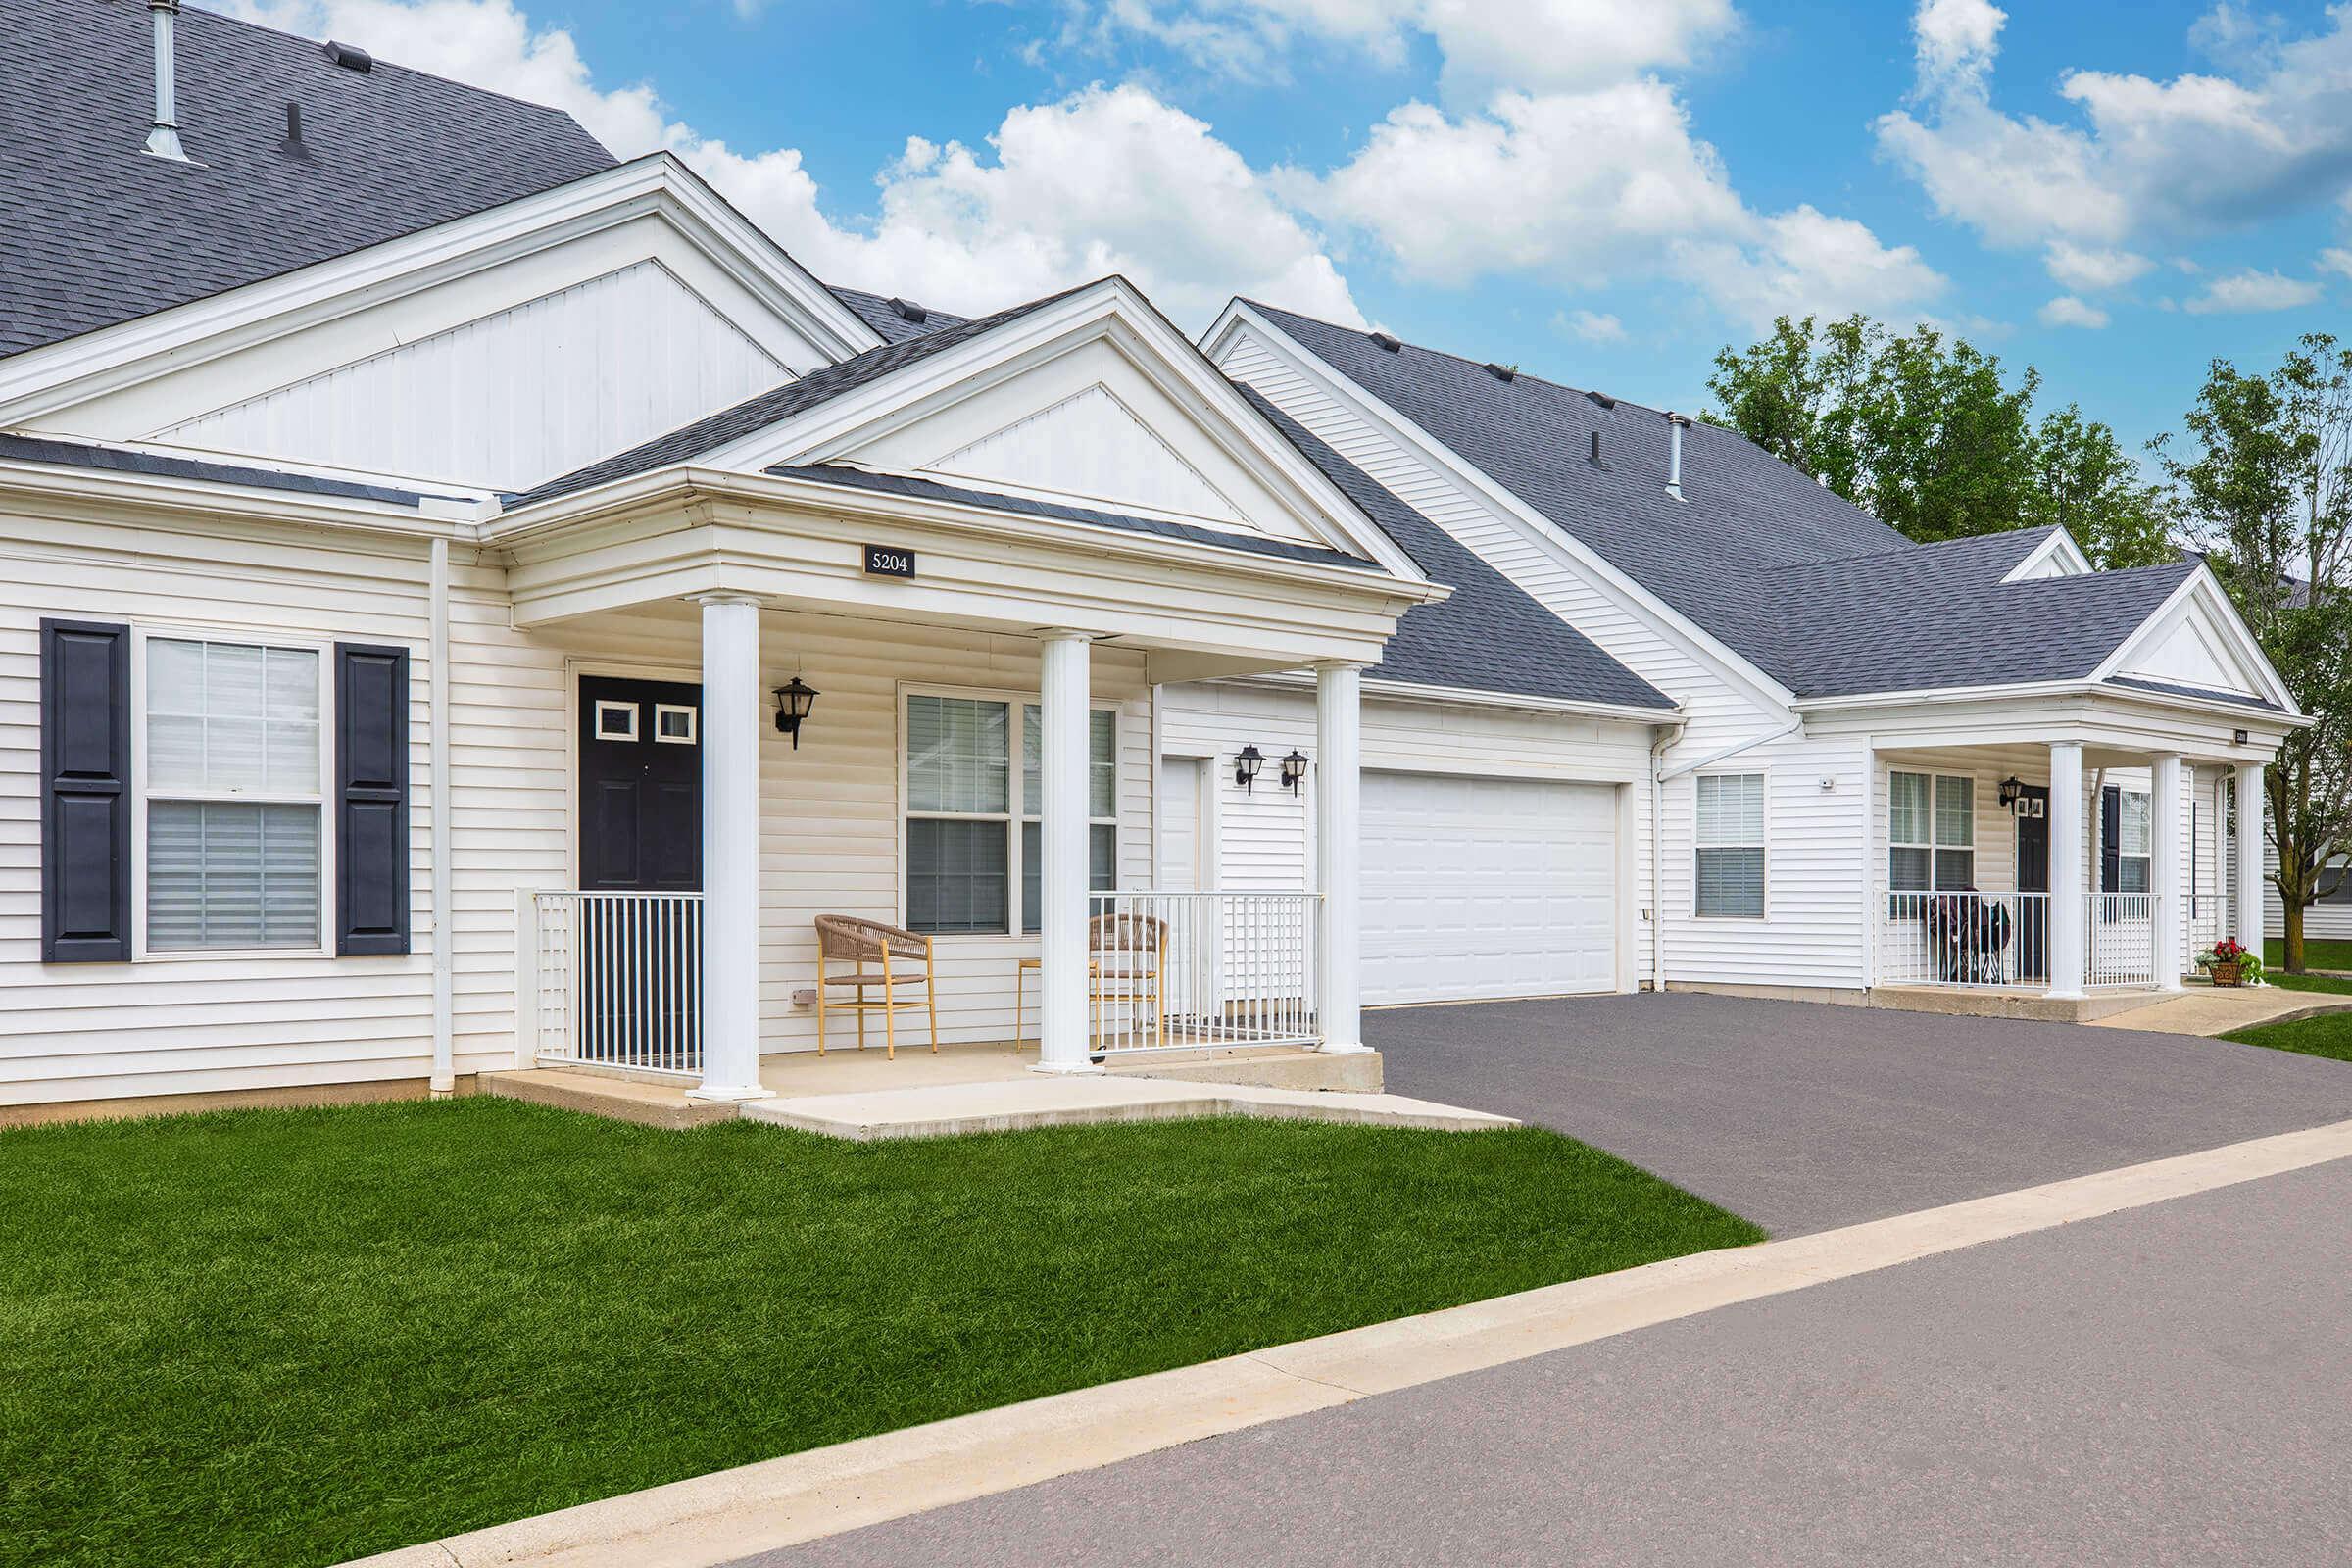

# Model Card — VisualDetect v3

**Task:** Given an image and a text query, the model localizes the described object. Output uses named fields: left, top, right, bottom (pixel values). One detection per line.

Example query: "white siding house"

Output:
left=0, top=2, right=2316, bottom=1121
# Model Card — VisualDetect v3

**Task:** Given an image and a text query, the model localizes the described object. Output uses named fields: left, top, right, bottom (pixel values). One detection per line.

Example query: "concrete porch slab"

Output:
left=1866, top=986, right=2165, bottom=1025
left=740, top=1077, right=1504, bottom=1142
left=481, top=1041, right=1477, bottom=1140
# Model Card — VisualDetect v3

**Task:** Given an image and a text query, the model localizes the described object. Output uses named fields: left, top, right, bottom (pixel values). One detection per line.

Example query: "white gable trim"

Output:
left=2002, top=528, right=2091, bottom=582
left=0, top=153, right=880, bottom=428
left=2091, top=565, right=2299, bottom=713
left=1203, top=301, right=1795, bottom=714
left=700, top=279, right=1427, bottom=582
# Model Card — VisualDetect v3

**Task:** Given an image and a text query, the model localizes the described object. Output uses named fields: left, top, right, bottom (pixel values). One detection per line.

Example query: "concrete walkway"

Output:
left=2085, top=983, right=2352, bottom=1034
left=740, top=1076, right=1515, bottom=1141
left=344, top=1118, right=2352, bottom=1568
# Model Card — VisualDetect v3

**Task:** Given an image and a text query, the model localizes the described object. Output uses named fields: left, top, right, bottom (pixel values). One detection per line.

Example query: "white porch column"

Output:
left=2047, top=740, right=2087, bottom=999
left=690, top=594, right=771, bottom=1102
left=1314, top=662, right=1370, bottom=1054
left=1034, top=630, right=1102, bottom=1074
left=2235, top=761, right=2267, bottom=961
left=2151, top=754, right=2184, bottom=991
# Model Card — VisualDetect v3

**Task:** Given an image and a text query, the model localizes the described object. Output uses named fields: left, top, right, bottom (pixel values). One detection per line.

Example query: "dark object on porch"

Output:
left=814, top=916, right=938, bottom=1058
left=1926, top=890, right=2013, bottom=985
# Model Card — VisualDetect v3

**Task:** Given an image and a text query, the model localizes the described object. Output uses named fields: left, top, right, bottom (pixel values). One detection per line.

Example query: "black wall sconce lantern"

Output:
left=1234, top=745, right=1264, bottom=793
left=773, top=675, right=819, bottom=748
left=1279, top=749, right=1310, bottom=795
left=1998, top=775, right=2024, bottom=809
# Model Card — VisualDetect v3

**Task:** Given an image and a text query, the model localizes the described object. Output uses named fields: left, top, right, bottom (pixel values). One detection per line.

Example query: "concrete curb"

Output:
left=345, top=1116, right=2352, bottom=1568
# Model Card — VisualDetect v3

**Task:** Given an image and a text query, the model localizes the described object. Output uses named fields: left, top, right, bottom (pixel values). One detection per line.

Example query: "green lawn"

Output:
left=0, top=1100, right=1760, bottom=1568
left=2265, top=937, right=2352, bottom=973
left=2225, top=1005, right=2352, bottom=1063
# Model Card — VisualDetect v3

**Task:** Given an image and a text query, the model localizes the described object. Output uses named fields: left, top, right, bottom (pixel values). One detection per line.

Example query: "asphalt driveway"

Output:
left=1368, top=992, right=2352, bottom=1234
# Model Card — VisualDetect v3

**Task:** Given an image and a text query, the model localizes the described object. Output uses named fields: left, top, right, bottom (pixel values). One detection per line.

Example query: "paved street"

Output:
left=758, top=1153, right=2352, bottom=1568
left=1369, top=992, right=2352, bottom=1233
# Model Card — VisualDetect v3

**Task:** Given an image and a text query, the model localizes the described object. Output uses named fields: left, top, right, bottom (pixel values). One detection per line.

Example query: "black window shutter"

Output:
left=2099, top=785, right=2123, bottom=903
left=40, top=619, right=130, bottom=962
left=336, top=644, right=412, bottom=956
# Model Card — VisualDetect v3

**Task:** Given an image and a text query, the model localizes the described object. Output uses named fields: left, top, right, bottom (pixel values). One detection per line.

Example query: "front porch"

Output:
left=1862, top=729, right=2268, bottom=1008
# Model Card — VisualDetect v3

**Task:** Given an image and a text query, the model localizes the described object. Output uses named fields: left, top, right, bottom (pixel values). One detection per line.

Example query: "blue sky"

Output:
left=224, top=1, right=2352, bottom=457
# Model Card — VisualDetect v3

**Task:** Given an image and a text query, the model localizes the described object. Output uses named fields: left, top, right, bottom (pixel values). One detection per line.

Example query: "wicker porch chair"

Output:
left=813, top=915, right=938, bottom=1059
left=1087, top=910, right=1169, bottom=1051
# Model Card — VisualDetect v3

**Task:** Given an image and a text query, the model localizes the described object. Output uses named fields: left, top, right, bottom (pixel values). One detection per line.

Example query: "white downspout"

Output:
left=1650, top=716, right=1803, bottom=994
left=429, top=536, right=455, bottom=1096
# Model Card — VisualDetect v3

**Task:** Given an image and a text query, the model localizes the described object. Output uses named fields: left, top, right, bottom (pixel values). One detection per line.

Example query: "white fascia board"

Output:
left=0, top=153, right=881, bottom=428
left=1999, top=527, right=2090, bottom=582
left=2089, top=564, right=2300, bottom=714
left=490, top=464, right=1448, bottom=608
left=705, top=279, right=1431, bottom=584
left=1231, top=668, right=1680, bottom=725
left=0, top=457, right=466, bottom=540
left=1791, top=678, right=2311, bottom=732
left=1203, top=300, right=1796, bottom=715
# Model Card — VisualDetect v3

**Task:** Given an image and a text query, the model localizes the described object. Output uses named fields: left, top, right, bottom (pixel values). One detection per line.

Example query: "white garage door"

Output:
left=1360, top=771, right=1618, bottom=1005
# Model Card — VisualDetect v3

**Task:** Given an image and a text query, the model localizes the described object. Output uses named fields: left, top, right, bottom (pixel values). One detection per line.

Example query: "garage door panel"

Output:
left=1362, top=770, right=1616, bottom=1006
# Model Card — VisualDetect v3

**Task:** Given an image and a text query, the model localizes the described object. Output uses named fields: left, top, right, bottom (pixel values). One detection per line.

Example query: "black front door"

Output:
left=576, top=676, right=703, bottom=1069
left=2015, top=784, right=2051, bottom=981
left=578, top=676, right=702, bottom=891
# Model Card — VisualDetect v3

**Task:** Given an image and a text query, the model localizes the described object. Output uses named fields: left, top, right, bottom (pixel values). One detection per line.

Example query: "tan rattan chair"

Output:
left=1087, top=911, right=1167, bottom=1050
left=813, top=915, right=938, bottom=1059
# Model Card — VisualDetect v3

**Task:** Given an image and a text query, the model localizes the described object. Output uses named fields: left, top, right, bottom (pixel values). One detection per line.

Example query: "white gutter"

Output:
left=429, top=537, right=455, bottom=1095
left=1650, top=716, right=1803, bottom=993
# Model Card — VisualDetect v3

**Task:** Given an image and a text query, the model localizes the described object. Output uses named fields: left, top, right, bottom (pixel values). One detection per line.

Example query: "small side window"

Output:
left=654, top=704, right=698, bottom=745
left=593, top=700, right=639, bottom=743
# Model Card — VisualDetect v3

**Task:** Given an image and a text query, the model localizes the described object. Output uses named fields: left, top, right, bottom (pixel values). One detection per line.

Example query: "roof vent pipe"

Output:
left=1665, top=412, right=1691, bottom=500
left=1589, top=430, right=1603, bottom=465
left=143, top=0, right=189, bottom=163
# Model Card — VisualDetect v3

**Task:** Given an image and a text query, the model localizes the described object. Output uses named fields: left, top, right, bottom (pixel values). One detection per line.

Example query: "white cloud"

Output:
left=1296, top=87, right=1944, bottom=328
left=209, top=2, right=1363, bottom=329
left=1877, top=1, right=2352, bottom=250
left=1079, top=0, right=1740, bottom=97
left=2323, top=247, right=2352, bottom=280
left=2042, top=240, right=2153, bottom=292
left=2037, top=294, right=2110, bottom=328
left=2181, top=268, right=2325, bottom=314
left=1672, top=207, right=1948, bottom=331
left=1557, top=309, right=1627, bottom=343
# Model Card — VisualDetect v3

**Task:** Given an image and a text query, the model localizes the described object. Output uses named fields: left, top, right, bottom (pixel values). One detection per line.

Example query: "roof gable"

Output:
left=0, top=0, right=613, bottom=361
left=920, top=383, right=1251, bottom=530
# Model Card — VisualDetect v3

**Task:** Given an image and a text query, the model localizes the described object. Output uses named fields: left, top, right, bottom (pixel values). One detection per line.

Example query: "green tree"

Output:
left=2155, top=335, right=2352, bottom=973
left=1707, top=314, right=2175, bottom=567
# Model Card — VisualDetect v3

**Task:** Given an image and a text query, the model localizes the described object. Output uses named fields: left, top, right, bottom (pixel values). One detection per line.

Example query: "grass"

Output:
left=0, top=1100, right=1761, bottom=1568
left=2265, top=937, right=2352, bottom=974
left=2225, top=1006, right=2352, bottom=1063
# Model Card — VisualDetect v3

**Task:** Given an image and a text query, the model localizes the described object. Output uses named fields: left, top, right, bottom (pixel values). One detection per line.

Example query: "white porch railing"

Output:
left=1876, top=889, right=2163, bottom=991
left=1878, top=890, right=2052, bottom=989
left=2086, top=893, right=2157, bottom=989
left=534, top=892, right=705, bottom=1077
left=1086, top=891, right=1321, bottom=1055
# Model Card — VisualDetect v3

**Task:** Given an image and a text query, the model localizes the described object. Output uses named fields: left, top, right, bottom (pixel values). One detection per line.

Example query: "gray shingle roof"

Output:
left=510, top=284, right=1090, bottom=509
left=0, top=0, right=615, bottom=361
left=2106, top=675, right=2283, bottom=712
left=828, top=286, right=968, bottom=346
left=1231, top=385, right=1673, bottom=710
left=766, top=464, right=1382, bottom=571
left=1244, top=300, right=2196, bottom=699
left=0, top=430, right=447, bottom=505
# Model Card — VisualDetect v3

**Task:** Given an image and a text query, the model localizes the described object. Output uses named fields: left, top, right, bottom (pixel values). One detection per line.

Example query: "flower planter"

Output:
left=2209, top=961, right=2244, bottom=988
